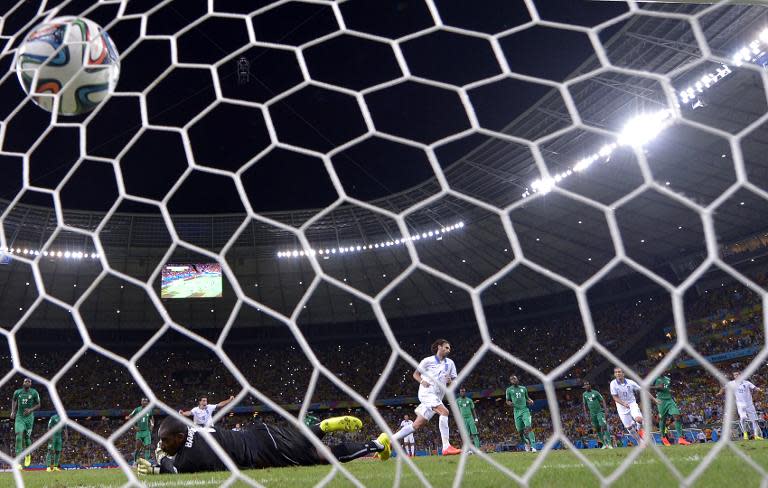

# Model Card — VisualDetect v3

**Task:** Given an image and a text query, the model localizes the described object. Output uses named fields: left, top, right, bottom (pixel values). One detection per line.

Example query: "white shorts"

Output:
left=617, top=402, right=642, bottom=429
left=737, top=403, right=757, bottom=421
left=403, top=434, right=415, bottom=444
left=415, top=391, right=444, bottom=421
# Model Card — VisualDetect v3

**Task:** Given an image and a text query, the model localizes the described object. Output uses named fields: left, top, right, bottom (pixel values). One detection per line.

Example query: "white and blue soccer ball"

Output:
left=15, top=16, right=120, bottom=116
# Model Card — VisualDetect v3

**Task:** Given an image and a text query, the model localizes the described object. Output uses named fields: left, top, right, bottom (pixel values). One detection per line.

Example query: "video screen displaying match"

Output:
left=161, top=264, right=222, bottom=298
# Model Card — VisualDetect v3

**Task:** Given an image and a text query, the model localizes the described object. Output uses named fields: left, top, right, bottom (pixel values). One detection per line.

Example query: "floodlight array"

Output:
left=277, top=222, right=465, bottom=259
left=522, top=25, right=768, bottom=200
left=0, top=246, right=100, bottom=260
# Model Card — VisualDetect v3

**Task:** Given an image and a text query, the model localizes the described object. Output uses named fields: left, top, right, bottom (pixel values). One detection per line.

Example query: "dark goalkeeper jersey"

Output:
left=160, top=423, right=323, bottom=474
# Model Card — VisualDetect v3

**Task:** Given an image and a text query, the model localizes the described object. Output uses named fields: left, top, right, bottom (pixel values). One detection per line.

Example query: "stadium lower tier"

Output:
left=1, top=357, right=764, bottom=469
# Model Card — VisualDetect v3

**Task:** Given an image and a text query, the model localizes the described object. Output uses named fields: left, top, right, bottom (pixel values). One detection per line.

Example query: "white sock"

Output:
left=392, top=425, right=414, bottom=442
left=752, top=421, right=761, bottom=436
left=739, top=419, right=747, bottom=434
left=439, top=415, right=450, bottom=450
left=410, top=445, right=415, bottom=456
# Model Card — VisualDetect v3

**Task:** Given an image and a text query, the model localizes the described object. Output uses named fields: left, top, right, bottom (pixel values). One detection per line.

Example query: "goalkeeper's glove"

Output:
left=155, top=444, right=168, bottom=465
left=136, top=458, right=160, bottom=475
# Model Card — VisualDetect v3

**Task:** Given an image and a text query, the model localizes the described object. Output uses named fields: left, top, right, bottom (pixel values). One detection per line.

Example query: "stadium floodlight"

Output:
left=276, top=221, right=466, bottom=258
left=617, top=110, right=672, bottom=147
left=523, top=109, right=671, bottom=198
left=0, top=246, right=97, bottom=260
left=523, top=22, right=768, bottom=199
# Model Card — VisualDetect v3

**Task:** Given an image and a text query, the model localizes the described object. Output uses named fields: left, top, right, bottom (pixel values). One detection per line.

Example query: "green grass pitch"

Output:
left=4, top=442, right=767, bottom=487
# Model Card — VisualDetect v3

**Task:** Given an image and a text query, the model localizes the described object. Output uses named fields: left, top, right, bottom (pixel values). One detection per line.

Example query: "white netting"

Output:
left=0, top=0, right=767, bottom=486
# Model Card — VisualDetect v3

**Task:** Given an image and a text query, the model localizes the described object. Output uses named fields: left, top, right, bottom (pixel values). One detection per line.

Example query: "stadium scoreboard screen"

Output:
left=161, top=263, right=223, bottom=298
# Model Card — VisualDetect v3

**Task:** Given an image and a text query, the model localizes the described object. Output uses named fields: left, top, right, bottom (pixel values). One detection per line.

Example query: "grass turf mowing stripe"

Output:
left=3, top=442, right=766, bottom=487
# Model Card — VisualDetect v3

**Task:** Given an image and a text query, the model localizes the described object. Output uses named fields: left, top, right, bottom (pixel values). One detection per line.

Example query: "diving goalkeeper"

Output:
left=138, top=415, right=390, bottom=474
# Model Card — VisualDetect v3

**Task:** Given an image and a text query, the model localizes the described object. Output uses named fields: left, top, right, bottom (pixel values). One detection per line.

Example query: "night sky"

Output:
left=0, top=0, right=629, bottom=214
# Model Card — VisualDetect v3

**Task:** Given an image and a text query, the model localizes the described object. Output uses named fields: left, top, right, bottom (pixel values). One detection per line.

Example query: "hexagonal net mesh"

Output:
left=1, top=0, right=768, bottom=486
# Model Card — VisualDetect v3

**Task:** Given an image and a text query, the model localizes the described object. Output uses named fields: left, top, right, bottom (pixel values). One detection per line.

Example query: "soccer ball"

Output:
left=15, top=16, right=120, bottom=116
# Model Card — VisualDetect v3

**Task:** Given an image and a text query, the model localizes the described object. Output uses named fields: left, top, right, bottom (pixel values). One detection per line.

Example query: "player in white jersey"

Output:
left=609, top=367, right=646, bottom=445
left=388, top=339, right=462, bottom=456
left=718, top=370, right=764, bottom=440
left=400, top=414, right=416, bottom=457
left=179, top=395, right=235, bottom=428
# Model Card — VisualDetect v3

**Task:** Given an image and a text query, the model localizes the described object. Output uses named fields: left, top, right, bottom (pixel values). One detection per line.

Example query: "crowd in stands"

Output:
left=644, top=274, right=766, bottom=363
left=1, top=268, right=766, bottom=466
left=0, top=297, right=657, bottom=415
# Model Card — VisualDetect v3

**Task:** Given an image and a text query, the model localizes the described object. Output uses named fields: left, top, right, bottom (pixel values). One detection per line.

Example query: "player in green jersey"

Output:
left=651, top=374, right=690, bottom=445
left=11, top=378, right=40, bottom=468
left=457, top=387, right=480, bottom=449
left=582, top=381, right=612, bottom=449
left=45, top=413, right=67, bottom=471
left=506, top=375, right=536, bottom=452
left=126, top=398, right=154, bottom=464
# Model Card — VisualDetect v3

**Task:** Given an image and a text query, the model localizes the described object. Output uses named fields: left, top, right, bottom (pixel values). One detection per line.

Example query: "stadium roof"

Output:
left=1, top=2, right=767, bottom=329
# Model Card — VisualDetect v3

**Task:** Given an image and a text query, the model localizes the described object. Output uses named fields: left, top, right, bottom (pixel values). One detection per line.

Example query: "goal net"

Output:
left=0, top=0, right=767, bottom=486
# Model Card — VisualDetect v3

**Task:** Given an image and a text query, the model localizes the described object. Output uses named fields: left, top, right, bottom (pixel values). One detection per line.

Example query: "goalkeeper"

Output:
left=138, top=415, right=391, bottom=474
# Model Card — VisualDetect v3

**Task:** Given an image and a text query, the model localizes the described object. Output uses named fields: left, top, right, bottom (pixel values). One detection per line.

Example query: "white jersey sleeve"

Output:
left=609, top=380, right=618, bottom=397
left=627, top=379, right=641, bottom=391
left=448, top=358, right=458, bottom=382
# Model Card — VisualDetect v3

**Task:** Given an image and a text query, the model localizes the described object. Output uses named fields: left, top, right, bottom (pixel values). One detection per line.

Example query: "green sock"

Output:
left=603, top=431, right=611, bottom=446
left=54, top=451, right=60, bottom=466
left=45, top=450, right=51, bottom=466
left=144, top=447, right=151, bottom=460
left=528, top=431, right=536, bottom=446
left=15, top=434, right=23, bottom=456
left=659, top=416, right=666, bottom=437
left=24, top=434, right=31, bottom=449
left=675, top=420, right=683, bottom=438
left=472, top=435, right=480, bottom=449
